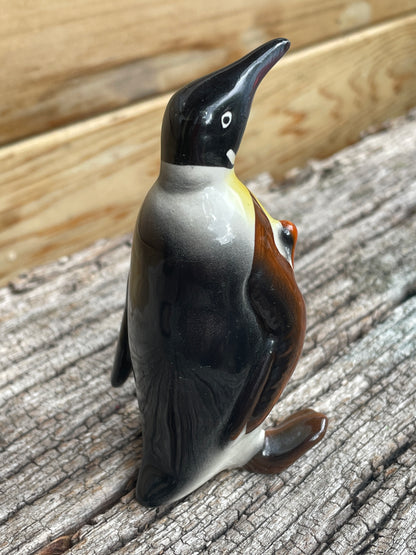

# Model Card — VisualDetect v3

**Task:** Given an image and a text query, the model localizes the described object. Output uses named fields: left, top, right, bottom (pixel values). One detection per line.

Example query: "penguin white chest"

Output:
left=147, top=163, right=256, bottom=265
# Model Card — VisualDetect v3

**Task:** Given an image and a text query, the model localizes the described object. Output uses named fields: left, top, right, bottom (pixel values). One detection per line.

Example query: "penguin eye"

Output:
left=221, top=111, right=232, bottom=129
left=281, top=226, right=294, bottom=253
left=281, top=226, right=294, bottom=246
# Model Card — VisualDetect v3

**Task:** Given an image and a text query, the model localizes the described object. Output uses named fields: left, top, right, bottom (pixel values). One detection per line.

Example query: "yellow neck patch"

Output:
left=227, top=169, right=279, bottom=226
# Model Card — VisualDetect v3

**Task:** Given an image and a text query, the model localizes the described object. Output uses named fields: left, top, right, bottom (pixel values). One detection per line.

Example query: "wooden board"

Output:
left=1, top=15, right=415, bottom=286
left=1, top=0, right=415, bottom=144
left=0, top=110, right=415, bottom=554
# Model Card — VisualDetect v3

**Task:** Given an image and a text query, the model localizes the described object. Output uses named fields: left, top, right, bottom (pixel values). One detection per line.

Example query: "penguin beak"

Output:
left=220, top=38, right=290, bottom=168
left=237, top=38, right=290, bottom=100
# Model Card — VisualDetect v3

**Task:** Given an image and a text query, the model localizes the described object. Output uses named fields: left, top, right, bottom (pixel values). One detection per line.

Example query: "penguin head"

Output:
left=161, top=39, right=290, bottom=169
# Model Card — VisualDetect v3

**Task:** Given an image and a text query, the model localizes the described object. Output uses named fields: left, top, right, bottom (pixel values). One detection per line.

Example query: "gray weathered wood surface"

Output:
left=1, top=111, right=415, bottom=554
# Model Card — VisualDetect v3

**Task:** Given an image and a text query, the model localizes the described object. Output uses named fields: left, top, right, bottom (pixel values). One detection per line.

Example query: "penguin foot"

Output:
left=244, top=409, right=328, bottom=474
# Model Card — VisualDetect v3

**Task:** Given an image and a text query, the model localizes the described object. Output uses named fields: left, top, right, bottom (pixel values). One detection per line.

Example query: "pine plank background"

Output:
left=1, top=0, right=415, bottom=145
left=1, top=110, right=415, bottom=554
left=1, top=1, right=416, bottom=285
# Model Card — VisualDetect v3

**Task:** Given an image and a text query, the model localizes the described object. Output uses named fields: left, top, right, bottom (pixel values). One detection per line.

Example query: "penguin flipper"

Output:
left=111, top=304, right=132, bottom=387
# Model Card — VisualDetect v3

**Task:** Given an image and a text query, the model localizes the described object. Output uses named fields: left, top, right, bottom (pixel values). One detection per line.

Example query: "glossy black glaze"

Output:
left=161, top=39, right=290, bottom=168
left=129, top=232, right=263, bottom=505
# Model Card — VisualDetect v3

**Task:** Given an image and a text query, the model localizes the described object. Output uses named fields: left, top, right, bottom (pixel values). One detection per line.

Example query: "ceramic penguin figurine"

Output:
left=112, top=38, right=328, bottom=507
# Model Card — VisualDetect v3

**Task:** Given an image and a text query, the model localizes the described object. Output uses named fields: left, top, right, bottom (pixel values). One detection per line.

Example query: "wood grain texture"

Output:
left=0, top=110, right=415, bottom=554
left=1, top=0, right=415, bottom=145
left=1, top=15, right=416, bottom=286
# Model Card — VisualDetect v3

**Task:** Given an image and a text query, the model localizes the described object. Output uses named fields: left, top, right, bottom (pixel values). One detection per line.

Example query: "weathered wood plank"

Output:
left=1, top=15, right=415, bottom=287
left=1, top=0, right=415, bottom=145
left=0, top=111, right=415, bottom=554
